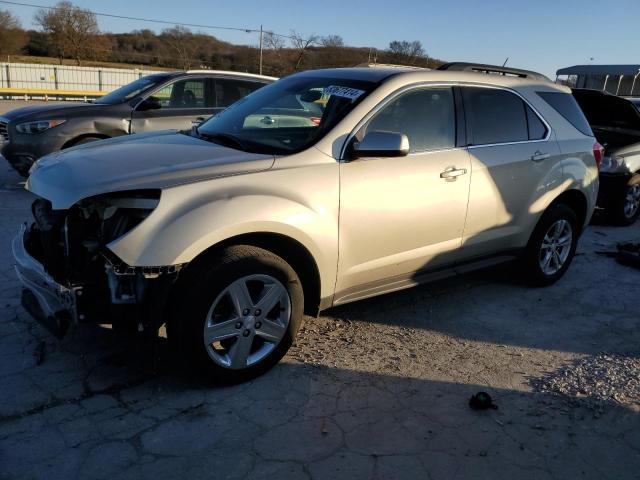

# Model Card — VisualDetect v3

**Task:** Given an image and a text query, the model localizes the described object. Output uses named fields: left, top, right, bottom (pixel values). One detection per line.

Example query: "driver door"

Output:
left=335, top=86, right=471, bottom=302
left=130, top=77, right=217, bottom=133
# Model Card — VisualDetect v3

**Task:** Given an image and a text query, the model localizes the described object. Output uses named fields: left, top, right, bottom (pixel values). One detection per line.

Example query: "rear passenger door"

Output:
left=130, top=77, right=215, bottom=133
left=459, top=86, right=561, bottom=259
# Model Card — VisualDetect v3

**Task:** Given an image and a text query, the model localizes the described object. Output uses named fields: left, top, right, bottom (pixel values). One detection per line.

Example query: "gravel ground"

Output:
left=0, top=157, right=639, bottom=479
left=532, top=353, right=640, bottom=408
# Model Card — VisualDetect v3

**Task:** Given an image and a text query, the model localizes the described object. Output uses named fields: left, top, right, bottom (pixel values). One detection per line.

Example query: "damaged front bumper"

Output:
left=12, top=223, right=78, bottom=337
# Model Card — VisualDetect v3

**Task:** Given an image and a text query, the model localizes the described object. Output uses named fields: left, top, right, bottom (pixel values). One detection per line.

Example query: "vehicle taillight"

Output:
left=593, top=142, right=605, bottom=170
left=310, top=117, right=322, bottom=126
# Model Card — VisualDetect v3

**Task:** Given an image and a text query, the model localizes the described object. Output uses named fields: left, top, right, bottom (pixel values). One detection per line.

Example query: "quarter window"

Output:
left=538, top=91, right=593, bottom=136
left=462, top=87, right=530, bottom=145
left=363, top=87, right=456, bottom=153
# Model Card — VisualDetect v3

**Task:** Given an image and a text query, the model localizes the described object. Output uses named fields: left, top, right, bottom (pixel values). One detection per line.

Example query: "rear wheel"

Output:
left=607, top=174, right=640, bottom=226
left=521, top=203, right=579, bottom=286
left=169, top=245, right=304, bottom=383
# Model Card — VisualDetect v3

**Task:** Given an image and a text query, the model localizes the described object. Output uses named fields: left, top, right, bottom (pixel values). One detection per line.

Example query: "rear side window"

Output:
left=462, top=87, right=529, bottom=145
left=526, top=105, right=547, bottom=140
left=537, top=91, right=593, bottom=136
left=215, top=79, right=266, bottom=108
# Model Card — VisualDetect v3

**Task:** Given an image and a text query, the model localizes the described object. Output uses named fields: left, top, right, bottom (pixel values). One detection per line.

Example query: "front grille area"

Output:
left=0, top=121, right=8, bottom=144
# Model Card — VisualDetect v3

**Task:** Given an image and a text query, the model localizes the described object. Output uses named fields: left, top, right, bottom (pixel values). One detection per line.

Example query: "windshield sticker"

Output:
left=324, top=85, right=365, bottom=101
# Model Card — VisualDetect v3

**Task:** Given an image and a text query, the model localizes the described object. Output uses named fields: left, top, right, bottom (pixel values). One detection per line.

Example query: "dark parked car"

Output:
left=572, top=88, right=640, bottom=224
left=0, top=70, right=275, bottom=176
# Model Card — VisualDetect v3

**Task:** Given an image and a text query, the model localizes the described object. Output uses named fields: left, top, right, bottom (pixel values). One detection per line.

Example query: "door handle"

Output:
left=440, top=167, right=467, bottom=180
left=261, top=116, right=275, bottom=125
left=531, top=151, right=550, bottom=162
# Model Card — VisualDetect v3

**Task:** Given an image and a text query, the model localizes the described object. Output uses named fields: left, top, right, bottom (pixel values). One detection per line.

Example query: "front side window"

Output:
left=362, top=87, right=456, bottom=153
left=196, top=76, right=377, bottom=154
left=462, top=87, right=530, bottom=145
left=152, top=78, right=210, bottom=109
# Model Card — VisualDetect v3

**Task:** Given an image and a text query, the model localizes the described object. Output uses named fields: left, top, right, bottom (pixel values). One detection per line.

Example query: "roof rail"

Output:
left=437, top=62, right=550, bottom=81
left=355, top=63, right=429, bottom=71
left=185, top=69, right=278, bottom=81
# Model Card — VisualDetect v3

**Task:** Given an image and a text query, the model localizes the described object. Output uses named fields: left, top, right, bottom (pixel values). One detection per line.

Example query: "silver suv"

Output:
left=14, top=63, right=600, bottom=382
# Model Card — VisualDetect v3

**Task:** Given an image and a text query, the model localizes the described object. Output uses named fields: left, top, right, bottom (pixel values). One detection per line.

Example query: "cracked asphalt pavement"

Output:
left=1, top=138, right=639, bottom=478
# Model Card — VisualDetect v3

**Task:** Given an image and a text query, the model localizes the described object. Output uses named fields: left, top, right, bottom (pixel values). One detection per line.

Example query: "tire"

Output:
left=606, top=174, right=640, bottom=226
left=169, top=245, right=304, bottom=383
left=521, top=203, right=579, bottom=286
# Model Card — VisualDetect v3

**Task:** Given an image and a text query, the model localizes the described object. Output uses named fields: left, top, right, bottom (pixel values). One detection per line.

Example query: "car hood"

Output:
left=0, top=102, right=107, bottom=122
left=26, top=130, right=275, bottom=209
left=572, top=89, right=640, bottom=132
left=609, top=142, right=640, bottom=159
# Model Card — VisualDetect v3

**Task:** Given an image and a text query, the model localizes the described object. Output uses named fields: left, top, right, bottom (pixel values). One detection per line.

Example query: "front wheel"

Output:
left=521, top=203, right=579, bottom=286
left=169, top=245, right=304, bottom=383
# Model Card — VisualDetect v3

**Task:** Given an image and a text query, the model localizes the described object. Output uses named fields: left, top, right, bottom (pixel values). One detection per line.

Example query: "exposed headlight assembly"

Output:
left=16, top=119, right=66, bottom=134
left=76, top=190, right=161, bottom=244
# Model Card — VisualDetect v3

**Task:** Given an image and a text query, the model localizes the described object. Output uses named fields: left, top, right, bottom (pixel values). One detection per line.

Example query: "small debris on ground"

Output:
left=469, top=391, right=498, bottom=410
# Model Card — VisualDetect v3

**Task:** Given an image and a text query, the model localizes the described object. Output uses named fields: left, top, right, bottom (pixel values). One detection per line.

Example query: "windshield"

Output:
left=96, top=74, right=173, bottom=105
left=196, top=75, right=377, bottom=154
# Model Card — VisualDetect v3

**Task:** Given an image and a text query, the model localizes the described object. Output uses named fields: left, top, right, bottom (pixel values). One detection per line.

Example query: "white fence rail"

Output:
left=0, top=62, right=167, bottom=96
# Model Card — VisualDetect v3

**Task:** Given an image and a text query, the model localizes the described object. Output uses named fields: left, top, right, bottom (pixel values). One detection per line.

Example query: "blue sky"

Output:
left=5, top=0, right=640, bottom=77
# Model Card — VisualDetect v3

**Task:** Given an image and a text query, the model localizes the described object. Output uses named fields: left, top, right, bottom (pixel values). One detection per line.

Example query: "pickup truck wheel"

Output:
left=607, top=174, right=640, bottom=226
left=170, top=245, right=304, bottom=383
left=521, top=203, right=578, bottom=286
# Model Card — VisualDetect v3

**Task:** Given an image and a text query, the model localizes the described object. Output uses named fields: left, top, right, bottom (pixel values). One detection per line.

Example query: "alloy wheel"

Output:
left=624, top=184, right=640, bottom=219
left=203, top=274, right=291, bottom=369
left=539, top=219, right=573, bottom=276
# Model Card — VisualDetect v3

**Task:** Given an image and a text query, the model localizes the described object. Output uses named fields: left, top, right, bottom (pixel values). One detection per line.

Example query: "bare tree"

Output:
left=290, top=30, right=319, bottom=70
left=162, top=26, right=198, bottom=70
left=387, top=40, right=425, bottom=65
left=320, top=35, right=344, bottom=48
left=0, top=10, right=27, bottom=56
left=264, top=31, right=285, bottom=50
left=34, top=1, right=101, bottom=65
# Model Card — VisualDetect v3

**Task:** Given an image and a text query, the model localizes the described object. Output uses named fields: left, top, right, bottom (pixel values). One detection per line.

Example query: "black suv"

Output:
left=0, top=70, right=275, bottom=176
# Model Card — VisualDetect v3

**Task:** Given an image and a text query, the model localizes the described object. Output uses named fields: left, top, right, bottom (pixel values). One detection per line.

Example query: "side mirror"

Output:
left=351, top=131, right=410, bottom=158
left=137, top=96, right=162, bottom=111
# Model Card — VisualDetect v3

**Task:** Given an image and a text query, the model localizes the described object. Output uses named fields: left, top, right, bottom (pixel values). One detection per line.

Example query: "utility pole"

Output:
left=259, top=25, right=264, bottom=75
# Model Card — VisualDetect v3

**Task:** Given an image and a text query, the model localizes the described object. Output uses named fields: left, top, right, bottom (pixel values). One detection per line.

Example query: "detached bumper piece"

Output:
left=12, top=223, right=77, bottom=338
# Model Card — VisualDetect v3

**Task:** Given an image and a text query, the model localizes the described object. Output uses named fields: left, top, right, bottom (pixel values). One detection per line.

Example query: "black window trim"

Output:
left=458, top=83, right=552, bottom=149
left=340, top=82, right=463, bottom=161
left=133, top=74, right=269, bottom=112
left=340, top=82, right=551, bottom=161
